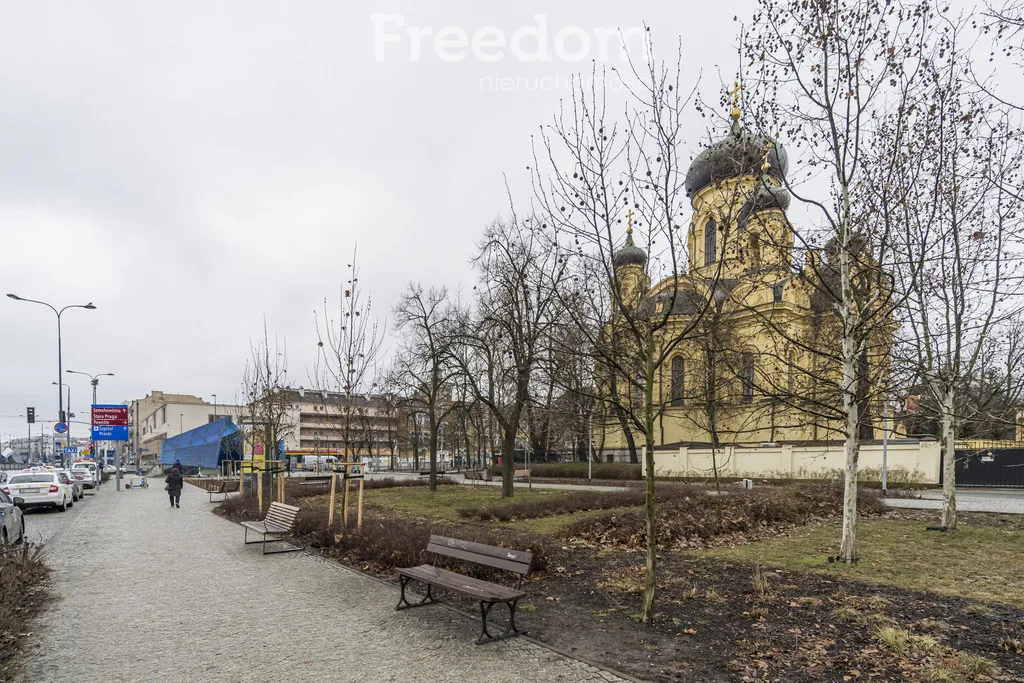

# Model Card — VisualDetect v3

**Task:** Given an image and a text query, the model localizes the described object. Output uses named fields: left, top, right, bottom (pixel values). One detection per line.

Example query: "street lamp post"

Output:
left=51, top=382, right=72, bottom=466
left=7, top=294, right=95, bottom=456
left=66, top=370, right=115, bottom=485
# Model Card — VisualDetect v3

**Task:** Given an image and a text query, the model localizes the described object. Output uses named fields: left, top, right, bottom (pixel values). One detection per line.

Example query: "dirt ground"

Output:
left=341, top=538, right=1023, bottom=682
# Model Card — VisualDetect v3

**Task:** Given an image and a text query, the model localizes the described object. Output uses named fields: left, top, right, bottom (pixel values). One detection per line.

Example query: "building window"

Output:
left=741, top=352, right=755, bottom=403
left=772, top=281, right=784, bottom=303
left=704, top=219, right=717, bottom=266
left=161, top=406, right=167, bottom=424
left=670, top=356, right=684, bottom=406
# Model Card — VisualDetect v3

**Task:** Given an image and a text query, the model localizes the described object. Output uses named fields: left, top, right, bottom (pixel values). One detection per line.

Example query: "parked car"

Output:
left=71, top=466, right=97, bottom=490
left=56, top=469, right=83, bottom=501
left=0, top=488, right=25, bottom=544
left=72, top=462, right=100, bottom=488
left=2, top=471, right=73, bottom=511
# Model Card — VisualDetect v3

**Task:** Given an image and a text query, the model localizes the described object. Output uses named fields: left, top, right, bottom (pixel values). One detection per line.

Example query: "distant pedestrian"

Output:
left=166, top=466, right=183, bottom=508
left=173, top=458, right=183, bottom=473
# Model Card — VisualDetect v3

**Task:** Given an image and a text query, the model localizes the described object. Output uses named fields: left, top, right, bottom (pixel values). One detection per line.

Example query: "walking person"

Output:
left=166, top=466, right=183, bottom=508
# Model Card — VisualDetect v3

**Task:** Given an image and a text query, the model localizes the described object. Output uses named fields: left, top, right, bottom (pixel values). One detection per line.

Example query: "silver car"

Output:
left=0, top=488, right=27, bottom=543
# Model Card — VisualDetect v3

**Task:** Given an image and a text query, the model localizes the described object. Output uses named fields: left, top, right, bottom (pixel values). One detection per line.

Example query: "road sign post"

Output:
left=92, top=404, right=130, bottom=490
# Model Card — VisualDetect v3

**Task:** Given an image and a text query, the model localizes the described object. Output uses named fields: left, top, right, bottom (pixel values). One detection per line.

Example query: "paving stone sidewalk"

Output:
left=18, top=482, right=626, bottom=683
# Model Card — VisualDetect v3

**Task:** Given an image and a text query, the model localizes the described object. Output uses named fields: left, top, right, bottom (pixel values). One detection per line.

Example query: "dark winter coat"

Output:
left=165, top=468, right=183, bottom=493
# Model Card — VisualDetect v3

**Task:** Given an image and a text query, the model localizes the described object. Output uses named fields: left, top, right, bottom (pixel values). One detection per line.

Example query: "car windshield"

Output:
left=10, top=474, right=54, bottom=484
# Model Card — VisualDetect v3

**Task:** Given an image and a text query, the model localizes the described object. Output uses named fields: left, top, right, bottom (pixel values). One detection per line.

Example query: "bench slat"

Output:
left=398, top=565, right=525, bottom=601
left=427, top=535, right=532, bottom=575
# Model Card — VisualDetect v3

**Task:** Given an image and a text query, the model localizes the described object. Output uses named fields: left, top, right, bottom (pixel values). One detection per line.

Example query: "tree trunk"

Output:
left=428, top=409, right=439, bottom=492
left=940, top=388, right=957, bottom=529
left=640, top=351, right=658, bottom=624
left=501, top=427, right=516, bottom=498
left=839, top=322, right=861, bottom=562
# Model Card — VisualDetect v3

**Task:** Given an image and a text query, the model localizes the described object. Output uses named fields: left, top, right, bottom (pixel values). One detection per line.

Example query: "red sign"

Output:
left=92, top=405, right=129, bottom=426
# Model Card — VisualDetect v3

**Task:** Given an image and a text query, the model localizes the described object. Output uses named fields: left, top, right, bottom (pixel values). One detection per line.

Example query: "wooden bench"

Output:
left=296, top=475, right=333, bottom=488
left=208, top=479, right=240, bottom=502
left=241, top=502, right=302, bottom=555
left=513, top=469, right=530, bottom=481
left=396, top=535, right=532, bottom=644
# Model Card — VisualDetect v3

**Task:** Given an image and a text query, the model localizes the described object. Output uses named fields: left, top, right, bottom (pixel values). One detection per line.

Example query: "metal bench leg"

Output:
left=476, top=599, right=526, bottom=645
left=395, top=576, right=438, bottom=610
left=261, top=533, right=303, bottom=555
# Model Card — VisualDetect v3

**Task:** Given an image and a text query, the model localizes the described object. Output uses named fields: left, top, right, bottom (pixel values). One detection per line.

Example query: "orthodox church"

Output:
left=602, top=96, right=889, bottom=457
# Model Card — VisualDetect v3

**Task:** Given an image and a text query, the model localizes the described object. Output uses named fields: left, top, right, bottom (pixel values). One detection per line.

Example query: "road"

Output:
left=17, top=478, right=626, bottom=683
left=19, top=484, right=104, bottom=545
left=885, top=487, right=1024, bottom=515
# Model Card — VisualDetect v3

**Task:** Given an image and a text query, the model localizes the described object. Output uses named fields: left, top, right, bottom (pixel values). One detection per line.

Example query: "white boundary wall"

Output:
left=644, top=439, right=941, bottom=484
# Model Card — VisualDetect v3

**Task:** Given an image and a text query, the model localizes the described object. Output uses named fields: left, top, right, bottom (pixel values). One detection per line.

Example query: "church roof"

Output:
left=685, top=121, right=789, bottom=199
left=613, top=231, right=648, bottom=269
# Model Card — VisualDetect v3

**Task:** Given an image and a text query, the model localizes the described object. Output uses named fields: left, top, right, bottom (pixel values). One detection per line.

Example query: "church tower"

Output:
left=611, top=210, right=649, bottom=314
left=684, top=83, right=793, bottom=279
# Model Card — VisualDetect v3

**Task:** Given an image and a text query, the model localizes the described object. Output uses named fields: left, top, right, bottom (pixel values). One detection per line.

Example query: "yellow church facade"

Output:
left=601, top=113, right=890, bottom=459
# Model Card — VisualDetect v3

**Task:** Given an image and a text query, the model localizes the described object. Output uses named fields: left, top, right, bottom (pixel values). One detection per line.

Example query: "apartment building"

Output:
left=275, top=387, right=411, bottom=457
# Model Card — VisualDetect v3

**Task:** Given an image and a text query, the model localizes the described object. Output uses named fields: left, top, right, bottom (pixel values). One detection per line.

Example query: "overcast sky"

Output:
left=1, top=1, right=1009, bottom=443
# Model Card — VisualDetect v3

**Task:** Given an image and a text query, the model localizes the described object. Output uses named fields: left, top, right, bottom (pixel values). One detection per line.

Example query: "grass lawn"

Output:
left=702, top=519, right=1024, bottom=606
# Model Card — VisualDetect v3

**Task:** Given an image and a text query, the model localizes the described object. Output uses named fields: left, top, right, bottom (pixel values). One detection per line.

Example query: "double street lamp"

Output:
left=7, top=294, right=96, bottom=436
left=66, top=370, right=114, bottom=469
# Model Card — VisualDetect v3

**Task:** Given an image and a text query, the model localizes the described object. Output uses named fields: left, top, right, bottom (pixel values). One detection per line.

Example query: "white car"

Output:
left=3, top=471, right=73, bottom=511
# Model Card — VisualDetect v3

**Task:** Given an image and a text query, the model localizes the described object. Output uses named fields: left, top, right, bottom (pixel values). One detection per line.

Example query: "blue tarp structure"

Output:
left=160, top=417, right=242, bottom=470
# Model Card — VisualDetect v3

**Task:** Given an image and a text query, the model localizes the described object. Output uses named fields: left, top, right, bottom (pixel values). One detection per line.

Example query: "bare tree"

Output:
left=889, top=13, right=1024, bottom=528
left=312, top=247, right=386, bottom=461
left=452, top=218, right=567, bottom=498
left=393, top=283, right=460, bottom=491
left=741, top=0, right=935, bottom=562
left=240, top=320, right=294, bottom=500
left=532, top=40, right=721, bottom=622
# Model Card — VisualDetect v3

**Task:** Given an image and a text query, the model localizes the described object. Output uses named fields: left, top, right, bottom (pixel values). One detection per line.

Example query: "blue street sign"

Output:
left=54, top=423, right=68, bottom=434
left=63, top=447, right=78, bottom=455
left=92, top=424, right=129, bottom=441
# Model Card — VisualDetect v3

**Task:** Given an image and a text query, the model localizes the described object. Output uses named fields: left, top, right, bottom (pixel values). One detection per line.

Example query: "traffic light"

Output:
left=26, top=407, right=35, bottom=423
left=59, top=410, right=67, bottom=424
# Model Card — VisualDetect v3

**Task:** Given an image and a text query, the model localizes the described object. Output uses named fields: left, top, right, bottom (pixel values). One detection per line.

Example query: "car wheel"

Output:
left=60, top=496, right=68, bottom=512
left=17, top=519, right=24, bottom=544
left=1, top=528, right=8, bottom=545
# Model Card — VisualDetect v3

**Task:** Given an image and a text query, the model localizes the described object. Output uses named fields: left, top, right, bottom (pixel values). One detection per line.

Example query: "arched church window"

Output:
left=670, top=356, right=684, bottom=406
left=741, top=352, right=755, bottom=403
left=772, top=281, right=785, bottom=303
left=704, top=219, right=717, bottom=266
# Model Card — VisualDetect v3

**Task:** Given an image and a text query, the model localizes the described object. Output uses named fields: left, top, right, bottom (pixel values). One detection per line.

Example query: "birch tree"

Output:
left=742, top=0, right=933, bottom=562
left=889, top=13, right=1024, bottom=528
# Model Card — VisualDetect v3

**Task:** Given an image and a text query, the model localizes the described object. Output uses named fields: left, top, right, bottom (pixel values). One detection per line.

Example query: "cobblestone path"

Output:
left=18, top=482, right=626, bottom=683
